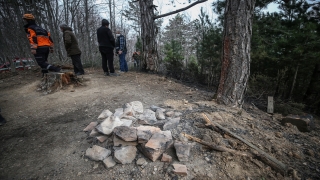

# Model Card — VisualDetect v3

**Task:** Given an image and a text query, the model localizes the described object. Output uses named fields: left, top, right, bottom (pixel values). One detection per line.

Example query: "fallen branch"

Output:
left=182, top=133, right=252, bottom=157
left=202, top=113, right=288, bottom=175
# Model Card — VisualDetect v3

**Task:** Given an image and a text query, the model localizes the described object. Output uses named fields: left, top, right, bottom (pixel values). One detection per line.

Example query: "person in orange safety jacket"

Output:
left=23, top=14, right=60, bottom=73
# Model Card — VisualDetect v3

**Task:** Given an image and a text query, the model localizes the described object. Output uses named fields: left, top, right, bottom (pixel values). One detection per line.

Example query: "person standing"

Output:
left=115, top=30, right=128, bottom=72
left=59, top=24, right=84, bottom=75
left=23, top=14, right=60, bottom=73
left=97, top=19, right=118, bottom=76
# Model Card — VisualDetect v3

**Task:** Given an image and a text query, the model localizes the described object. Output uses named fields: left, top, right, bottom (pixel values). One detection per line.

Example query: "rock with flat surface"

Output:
left=174, top=141, right=191, bottom=162
left=120, top=119, right=132, bottom=127
left=156, top=109, right=166, bottom=120
left=96, top=135, right=108, bottom=143
left=96, top=116, right=124, bottom=135
left=113, top=135, right=138, bottom=146
left=84, top=122, right=98, bottom=132
left=85, top=145, right=111, bottom=161
left=281, top=114, right=314, bottom=132
left=163, top=117, right=180, bottom=130
left=161, top=153, right=172, bottom=163
left=139, top=131, right=173, bottom=161
left=114, top=108, right=124, bottom=118
left=130, top=101, right=144, bottom=114
left=103, top=156, right=116, bottom=168
left=98, top=109, right=113, bottom=119
left=136, top=126, right=161, bottom=143
left=173, top=164, right=187, bottom=176
left=114, top=146, right=137, bottom=164
left=137, top=109, right=157, bottom=125
left=114, top=126, right=137, bottom=142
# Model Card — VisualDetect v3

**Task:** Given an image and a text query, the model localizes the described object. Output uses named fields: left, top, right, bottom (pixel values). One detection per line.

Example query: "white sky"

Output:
left=155, top=1, right=280, bottom=27
left=97, top=0, right=280, bottom=34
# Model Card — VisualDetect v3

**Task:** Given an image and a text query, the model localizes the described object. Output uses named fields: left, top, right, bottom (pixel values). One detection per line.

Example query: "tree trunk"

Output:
left=304, top=64, right=320, bottom=102
left=216, top=0, right=255, bottom=108
left=139, top=0, right=158, bottom=71
left=288, top=64, right=299, bottom=100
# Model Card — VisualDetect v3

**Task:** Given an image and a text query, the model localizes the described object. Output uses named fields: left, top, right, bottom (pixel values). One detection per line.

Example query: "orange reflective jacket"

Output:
left=26, top=24, right=53, bottom=49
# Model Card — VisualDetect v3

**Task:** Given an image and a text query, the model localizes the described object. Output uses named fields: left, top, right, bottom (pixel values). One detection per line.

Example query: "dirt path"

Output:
left=0, top=69, right=319, bottom=180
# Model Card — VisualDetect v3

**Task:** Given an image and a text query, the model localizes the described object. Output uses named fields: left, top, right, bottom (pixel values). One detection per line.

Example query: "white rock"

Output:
left=121, top=119, right=133, bottom=127
left=130, top=101, right=144, bottom=114
left=114, top=108, right=124, bottom=118
left=85, top=145, right=111, bottom=161
left=98, top=109, right=113, bottom=119
left=137, top=109, right=157, bottom=125
left=114, top=146, right=137, bottom=164
left=96, top=116, right=124, bottom=135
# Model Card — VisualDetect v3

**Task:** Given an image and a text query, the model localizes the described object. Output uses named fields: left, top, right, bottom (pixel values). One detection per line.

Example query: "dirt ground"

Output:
left=0, top=69, right=319, bottom=180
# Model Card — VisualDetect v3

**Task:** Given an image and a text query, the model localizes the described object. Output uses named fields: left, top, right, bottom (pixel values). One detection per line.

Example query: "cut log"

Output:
left=182, top=133, right=252, bottom=157
left=39, top=72, right=82, bottom=93
left=202, top=113, right=288, bottom=175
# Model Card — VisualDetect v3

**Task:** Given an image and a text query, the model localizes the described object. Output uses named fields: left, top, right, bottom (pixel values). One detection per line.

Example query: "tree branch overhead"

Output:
left=153, top=0, right=208, bottom=20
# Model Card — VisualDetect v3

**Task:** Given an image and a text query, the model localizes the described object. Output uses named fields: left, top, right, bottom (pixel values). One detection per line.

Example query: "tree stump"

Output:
left=38, top=72, right=82, bottom=93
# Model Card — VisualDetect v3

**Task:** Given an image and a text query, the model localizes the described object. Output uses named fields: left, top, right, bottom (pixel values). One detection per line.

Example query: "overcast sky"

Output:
left=155, top=0, right=280, bottom=27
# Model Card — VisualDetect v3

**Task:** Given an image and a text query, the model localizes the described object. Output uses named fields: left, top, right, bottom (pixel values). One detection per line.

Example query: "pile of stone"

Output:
left=83, top=101, right=190, bottom=176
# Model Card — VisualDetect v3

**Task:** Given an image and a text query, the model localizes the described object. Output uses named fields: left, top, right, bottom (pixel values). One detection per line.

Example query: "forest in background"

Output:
left=0, top=0, right=319, bottom=115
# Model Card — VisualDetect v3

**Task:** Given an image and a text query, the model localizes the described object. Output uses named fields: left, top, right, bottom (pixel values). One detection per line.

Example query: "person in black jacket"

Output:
left=97, top=19, right=118, bottom=76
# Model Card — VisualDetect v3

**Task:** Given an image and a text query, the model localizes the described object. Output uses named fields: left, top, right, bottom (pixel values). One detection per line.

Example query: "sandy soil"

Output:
left=0, top=69, right=319, bottom=180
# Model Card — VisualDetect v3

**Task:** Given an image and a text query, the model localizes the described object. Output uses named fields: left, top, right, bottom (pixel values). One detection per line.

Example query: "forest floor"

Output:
left=0, top=68, right=319, bottom=180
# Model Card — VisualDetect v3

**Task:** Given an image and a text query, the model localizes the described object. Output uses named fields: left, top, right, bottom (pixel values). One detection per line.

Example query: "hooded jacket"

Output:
left=24, top=21, right=54, bottom=53
left=62, top=26, right=81, bottom=56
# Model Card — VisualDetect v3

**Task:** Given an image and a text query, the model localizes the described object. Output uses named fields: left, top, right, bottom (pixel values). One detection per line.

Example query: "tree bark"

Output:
left=217, top=0, right=255, bottom=108
left=139, top=0, right=158, bottom=71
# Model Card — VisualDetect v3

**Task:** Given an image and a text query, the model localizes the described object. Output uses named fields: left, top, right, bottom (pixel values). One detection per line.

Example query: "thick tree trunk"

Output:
left=217, top=0, right=255, bottom=108
left=139, top=0, right=158, bottom=71
left=304, top=64, right=320, bottom=102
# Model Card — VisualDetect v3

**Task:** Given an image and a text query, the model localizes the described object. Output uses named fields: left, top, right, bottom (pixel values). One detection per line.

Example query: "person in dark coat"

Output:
left=60, top=24, right=84, bottom=75
left=96, top=19, right=118, bottom=76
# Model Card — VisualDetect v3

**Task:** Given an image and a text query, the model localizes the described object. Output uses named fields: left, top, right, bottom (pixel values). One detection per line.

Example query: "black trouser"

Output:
left=70, top=54, right=84, bottom=74
left=99, top=46, right=115, bottom=73
left=34, top=47, right=59, bottom=72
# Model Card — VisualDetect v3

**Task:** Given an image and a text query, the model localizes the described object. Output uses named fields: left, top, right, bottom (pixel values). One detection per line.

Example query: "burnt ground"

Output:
left=0, top=68, right=319, bottom=180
